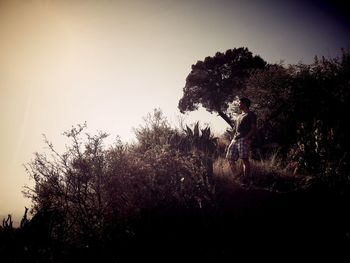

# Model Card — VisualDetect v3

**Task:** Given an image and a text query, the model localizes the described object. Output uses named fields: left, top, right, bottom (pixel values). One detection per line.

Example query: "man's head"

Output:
left=239, top=97, right=251, bottom=109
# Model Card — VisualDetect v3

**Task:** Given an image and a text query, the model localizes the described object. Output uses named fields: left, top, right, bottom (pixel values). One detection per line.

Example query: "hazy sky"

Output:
left=1, top=0, right=349, bottom=223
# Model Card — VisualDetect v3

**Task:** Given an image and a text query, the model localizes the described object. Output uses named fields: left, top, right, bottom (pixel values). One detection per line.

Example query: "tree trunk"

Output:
left=218, top=110, right=235, bottom=128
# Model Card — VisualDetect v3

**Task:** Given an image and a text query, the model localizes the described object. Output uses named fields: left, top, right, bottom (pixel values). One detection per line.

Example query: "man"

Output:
left=226, top=97, right=257, bottom=181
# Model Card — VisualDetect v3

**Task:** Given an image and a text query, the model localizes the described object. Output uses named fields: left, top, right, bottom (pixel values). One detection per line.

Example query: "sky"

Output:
left=1, top=0, right=349, bottom=225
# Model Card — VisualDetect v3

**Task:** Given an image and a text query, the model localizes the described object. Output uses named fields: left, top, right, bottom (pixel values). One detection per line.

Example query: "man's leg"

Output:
left=240, top=158, right=252, bottom=186
left=227, top=140, right=240, bottom=177
left=241, top=158, right=251, bottom=178
left=240, top=138, right=252, bottom=184
left=228, top=159, right=236, bottom=176
left=229, top=159, right=243, bottom=178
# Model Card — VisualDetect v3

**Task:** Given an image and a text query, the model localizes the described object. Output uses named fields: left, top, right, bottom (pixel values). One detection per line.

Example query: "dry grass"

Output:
left=213, top=157, right=231, bottom=178
left=213, top=154, right=308, bottom=193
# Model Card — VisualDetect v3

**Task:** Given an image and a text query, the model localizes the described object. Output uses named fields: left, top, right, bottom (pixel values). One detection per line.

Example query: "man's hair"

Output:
left=239, top=97, right=251, bottom=108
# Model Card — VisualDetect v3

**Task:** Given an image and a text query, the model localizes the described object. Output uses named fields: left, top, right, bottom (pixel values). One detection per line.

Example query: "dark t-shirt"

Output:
left=234, top=111, right=257, bottom=139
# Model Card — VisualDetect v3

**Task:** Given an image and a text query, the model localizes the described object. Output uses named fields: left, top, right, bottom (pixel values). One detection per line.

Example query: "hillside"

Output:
left=112, top=176, right=349, bottom=261
left=2, top=173, right=348, bottom=262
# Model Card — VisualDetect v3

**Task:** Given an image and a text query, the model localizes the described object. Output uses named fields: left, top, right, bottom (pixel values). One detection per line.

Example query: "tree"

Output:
left=178, top=47, right=267, bottom=128
left=245, top=48, right=350, bottom=187
left=244, top=64, right=295, bottom=149
left=286, top=50, right=350, bottom=183
left=133, top=108, right=175, bottom=152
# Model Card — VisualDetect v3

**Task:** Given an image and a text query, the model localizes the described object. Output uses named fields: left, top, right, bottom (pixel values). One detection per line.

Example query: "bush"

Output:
left=22, top=111, right=216, bottom=252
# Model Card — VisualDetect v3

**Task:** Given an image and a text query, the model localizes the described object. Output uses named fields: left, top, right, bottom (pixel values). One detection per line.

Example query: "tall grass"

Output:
left=213, top=150, right=309, bottom=193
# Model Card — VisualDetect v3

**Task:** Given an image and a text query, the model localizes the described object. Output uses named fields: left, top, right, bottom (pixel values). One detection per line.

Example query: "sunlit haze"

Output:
left=1, top=0, right=349, bottom=224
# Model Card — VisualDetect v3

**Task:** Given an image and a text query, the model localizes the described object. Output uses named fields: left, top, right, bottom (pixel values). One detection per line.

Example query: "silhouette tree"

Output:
left=178, top=47, right=266, bottom=128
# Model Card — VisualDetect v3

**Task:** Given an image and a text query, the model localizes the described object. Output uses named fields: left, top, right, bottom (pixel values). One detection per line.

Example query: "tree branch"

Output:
left=218, top=110, right=235, bottom=128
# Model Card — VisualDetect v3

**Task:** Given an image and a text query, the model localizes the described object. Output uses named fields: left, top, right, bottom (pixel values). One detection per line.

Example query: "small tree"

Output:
left=133, top=108, right=176, bottom=152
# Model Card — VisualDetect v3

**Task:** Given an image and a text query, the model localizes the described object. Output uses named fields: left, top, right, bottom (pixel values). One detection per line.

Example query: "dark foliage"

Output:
left=1, top=177, right=349, bottom=262
left=245, top=49, right=350, bottom=190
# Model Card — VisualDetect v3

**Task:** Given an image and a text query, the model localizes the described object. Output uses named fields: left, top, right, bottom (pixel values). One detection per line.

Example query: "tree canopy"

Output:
left=178, top=47, right=267, bottom=127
